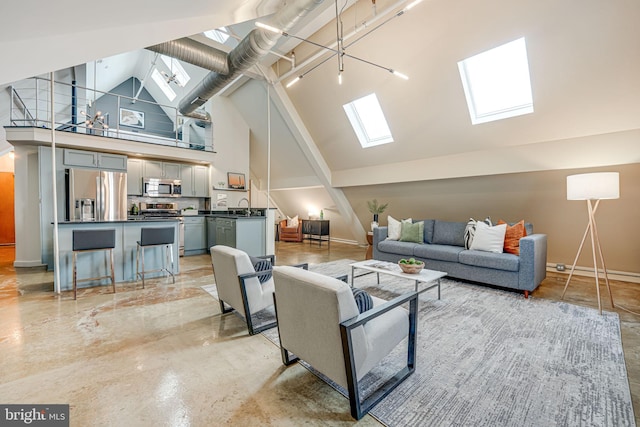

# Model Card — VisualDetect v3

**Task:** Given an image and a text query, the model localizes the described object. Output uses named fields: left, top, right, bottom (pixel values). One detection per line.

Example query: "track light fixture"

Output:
left=257, top=0, right=423, bottom=87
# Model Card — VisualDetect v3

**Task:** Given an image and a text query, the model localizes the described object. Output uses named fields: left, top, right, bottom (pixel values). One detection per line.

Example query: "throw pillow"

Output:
left=249, top=256, right=272, bottom=284
left=386, top=216, right=412, bottom=241
left=464, top=217, right=492, bottom=249
left=469, top=222, right=507, bottom=253
left=400, top=221, right=424, bottom=243
left=351, top=287, right=373, bottom=313
left=286, top=215, right=299, bottom=228
left=498, top=219, right=527, bottom=255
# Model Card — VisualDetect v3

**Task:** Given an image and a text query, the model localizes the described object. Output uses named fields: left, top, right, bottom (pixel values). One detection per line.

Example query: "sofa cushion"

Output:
left=387, top=216, right=412, bottom=241
left=400, top=221, right=424, bottom=243
left=432, top=220, right=466, bottom=247
left=459, top=250, right=520, bottom=272
left=470, top=222, right=507, bottom=253
left=377, top=240, right=419, bottom=257
left=498, top=219, right=527, bottom=255
left=413, top=244, right=464, bottom=263
left=419, top=219, right=435, bottom=244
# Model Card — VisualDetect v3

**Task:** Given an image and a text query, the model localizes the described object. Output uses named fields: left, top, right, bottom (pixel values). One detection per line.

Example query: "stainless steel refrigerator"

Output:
left=66, top=168, right=128, bottom=221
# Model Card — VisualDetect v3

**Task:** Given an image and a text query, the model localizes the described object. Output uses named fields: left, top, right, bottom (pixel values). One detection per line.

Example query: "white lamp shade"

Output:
left=566, top=172, right=619, bottom=200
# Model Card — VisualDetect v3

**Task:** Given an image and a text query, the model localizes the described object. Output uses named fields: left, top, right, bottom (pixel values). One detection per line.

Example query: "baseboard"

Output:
left=546, top=263, right=640, bottom=284
left=328, top=237, right=360, bottom=246
left=14, top=260, right=47, bottom=269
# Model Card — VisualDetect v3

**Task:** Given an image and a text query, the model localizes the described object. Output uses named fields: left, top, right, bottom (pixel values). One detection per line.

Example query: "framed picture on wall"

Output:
left=227, top=172, right=246, bottom=190
left=119, top=108, right=145, bottom=128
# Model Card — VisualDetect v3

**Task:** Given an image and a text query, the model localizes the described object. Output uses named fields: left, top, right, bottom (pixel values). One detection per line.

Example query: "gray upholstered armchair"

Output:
left=272, top=265, right=418, bottom=420
left=210, top=245, right=279, bottom=335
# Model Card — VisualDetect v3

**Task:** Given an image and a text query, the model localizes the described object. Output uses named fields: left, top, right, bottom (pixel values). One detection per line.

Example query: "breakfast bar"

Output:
left=55, top=219, right=180, bottom=291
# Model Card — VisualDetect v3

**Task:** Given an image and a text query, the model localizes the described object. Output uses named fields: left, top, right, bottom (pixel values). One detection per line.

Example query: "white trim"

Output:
left=546, top=262, right=640, bottom=284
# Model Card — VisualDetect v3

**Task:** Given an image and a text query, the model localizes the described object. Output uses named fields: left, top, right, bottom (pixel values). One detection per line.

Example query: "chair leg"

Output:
left=110, top=248, right=116, bottom=294
left=73, top=251, right=77, bottom=300
left=135, top=243, right=140, bottom=286
left=168, top=244, right=175, bottom=284
left=141, top=246, right=145, bottom=288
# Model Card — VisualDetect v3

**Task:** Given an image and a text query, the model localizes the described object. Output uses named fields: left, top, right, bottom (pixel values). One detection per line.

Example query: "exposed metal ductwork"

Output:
left=147, top=38, right=230, bottom=75
left=174, top=0, right=324, bottom=118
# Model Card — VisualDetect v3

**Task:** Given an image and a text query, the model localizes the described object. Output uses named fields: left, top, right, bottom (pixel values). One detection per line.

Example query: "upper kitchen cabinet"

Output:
left=127, top=158, right=143, bottom=195
left=63, top=149, right=127, bottom=171
left=144, top=160, right=181, bottom=179
left=181, top=164, right=210, bottom=197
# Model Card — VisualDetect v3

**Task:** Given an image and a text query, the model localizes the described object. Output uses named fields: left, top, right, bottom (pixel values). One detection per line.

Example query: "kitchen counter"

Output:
left=54, top=220, right=180, bottom=291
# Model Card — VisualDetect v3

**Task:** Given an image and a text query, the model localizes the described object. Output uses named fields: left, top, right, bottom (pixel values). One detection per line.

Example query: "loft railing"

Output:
left=8, top=77, right=213, bottom=152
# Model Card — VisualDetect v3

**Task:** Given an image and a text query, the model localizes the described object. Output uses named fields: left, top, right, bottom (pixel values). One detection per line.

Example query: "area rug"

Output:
left=202, top=260, right=636, bottom=427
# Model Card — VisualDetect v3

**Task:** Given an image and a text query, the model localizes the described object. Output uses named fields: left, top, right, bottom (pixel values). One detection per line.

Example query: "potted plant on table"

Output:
left=367, top=199, right=389, bottom=231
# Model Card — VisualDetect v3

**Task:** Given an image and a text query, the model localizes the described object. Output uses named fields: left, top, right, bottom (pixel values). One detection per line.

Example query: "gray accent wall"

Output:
left=94, top=78, right=176, bottom=139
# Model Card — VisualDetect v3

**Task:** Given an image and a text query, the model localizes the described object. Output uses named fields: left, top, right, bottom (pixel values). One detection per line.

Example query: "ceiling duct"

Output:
left=147, top=38, right=230, bottom=75
left=176, top=0, right=324, bottom=118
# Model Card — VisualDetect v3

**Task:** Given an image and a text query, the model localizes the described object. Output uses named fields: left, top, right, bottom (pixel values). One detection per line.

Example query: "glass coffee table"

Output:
left=350, top=260, right=447, bottom=299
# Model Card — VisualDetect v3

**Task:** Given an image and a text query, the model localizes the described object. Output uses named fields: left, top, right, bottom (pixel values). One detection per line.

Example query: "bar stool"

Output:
left=72, top=229, right=116, bottom=300
left=136, top=227, right=176, bottom=288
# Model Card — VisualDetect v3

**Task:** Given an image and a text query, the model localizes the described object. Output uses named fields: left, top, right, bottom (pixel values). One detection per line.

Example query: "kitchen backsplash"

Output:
left=128, top=196, right=208, bottom=212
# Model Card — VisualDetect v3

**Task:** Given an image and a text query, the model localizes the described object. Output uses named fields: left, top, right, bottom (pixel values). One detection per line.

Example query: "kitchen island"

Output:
left=55, top=219, right=180, bottom=291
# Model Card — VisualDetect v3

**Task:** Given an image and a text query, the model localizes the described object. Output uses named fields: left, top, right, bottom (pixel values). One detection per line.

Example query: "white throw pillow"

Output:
left=386, top=216, right=412, bottom=241
left=469, top=222, right=507, bottom=253
left=286, top=215, right=299, bottom=227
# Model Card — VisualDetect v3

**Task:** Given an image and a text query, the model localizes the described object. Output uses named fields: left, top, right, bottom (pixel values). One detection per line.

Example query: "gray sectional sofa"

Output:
left=372, top=219, right=547, bottom=297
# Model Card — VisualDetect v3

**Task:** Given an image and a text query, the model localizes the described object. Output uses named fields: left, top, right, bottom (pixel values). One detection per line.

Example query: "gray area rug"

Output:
left=202, top=260, right=635, bottom=426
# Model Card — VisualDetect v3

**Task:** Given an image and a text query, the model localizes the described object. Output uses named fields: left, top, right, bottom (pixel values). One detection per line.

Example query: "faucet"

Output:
left=238, top=197, right=250, bottom=216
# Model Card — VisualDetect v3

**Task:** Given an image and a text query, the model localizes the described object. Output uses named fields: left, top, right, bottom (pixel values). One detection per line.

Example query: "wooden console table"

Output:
left=302, top=219, right=330, bottom=247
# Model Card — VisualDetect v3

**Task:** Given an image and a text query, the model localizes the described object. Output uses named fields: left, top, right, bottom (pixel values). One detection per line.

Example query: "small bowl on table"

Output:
left=398, top=260, right=425, bottom=274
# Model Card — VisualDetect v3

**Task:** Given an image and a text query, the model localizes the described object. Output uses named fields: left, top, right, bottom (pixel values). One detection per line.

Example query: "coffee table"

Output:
left=350, top=260, right=447, bottom=299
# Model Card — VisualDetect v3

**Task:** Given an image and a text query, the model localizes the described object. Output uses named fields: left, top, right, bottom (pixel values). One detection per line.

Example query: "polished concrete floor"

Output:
left=0, top=242, right=638, bottom=426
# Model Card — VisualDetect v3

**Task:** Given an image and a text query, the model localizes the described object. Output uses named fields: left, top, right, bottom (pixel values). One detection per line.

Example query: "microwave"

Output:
left=143, top=178, right=182, bottom=197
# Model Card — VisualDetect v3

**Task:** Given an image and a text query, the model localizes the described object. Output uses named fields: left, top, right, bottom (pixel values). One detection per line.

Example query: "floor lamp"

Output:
left=561, top=172, right=619, bottom=315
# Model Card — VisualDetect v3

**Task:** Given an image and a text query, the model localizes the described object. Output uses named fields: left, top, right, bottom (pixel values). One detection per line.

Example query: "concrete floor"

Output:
left=0, top=242, right=638, bottom=426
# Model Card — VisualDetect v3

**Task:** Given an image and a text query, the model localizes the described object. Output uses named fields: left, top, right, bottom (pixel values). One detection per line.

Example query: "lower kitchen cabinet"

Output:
left=184, top=217, right=207, bottom=255
left=206, top=217, right=216, bottom=251
left=211, top=217, right=265, bottom=256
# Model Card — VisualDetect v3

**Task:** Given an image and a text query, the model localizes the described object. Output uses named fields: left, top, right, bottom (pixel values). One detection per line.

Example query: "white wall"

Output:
left=13, top=146, right=42, bottom=267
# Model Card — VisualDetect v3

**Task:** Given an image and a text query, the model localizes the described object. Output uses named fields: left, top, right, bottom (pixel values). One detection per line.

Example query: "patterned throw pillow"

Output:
left=464, top=217, right=492, bottom=249
left=286, top=215, right=299, bottom=227
left=351, top=287, right=373, bottom=313
left=498, top=219, right=527, bottom=255
left=249, top=256, right=272, bottom=284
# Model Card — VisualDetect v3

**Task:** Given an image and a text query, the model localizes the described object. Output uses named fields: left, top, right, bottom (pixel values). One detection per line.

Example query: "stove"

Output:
left=139, top=202, right=185, bottom=256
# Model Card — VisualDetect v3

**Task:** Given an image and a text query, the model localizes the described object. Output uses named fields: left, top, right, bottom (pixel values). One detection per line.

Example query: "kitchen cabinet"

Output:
left=206, top=217, right=216, bottom=251
left=184, top=216, right=207, bottom=255
left=63, top=149, right=127, bottom=171
left=127, top=158, right=143, bottom=195
left=214, top=217, right=265, bottom=256
left=181, top=164, right=209, bottom=197
left=144, top=160, right=181, bottom=179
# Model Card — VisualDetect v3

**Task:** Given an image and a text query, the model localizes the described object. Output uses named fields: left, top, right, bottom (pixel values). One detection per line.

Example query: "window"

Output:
left=151, top=69, right=177, bottom=101
left=458, top=37, right=533, bottom=124
left=159, top=55, right=190, bottom=87
left=343, top=93, right=394, bottom=148
left=203, top=27, right=230, bottom=44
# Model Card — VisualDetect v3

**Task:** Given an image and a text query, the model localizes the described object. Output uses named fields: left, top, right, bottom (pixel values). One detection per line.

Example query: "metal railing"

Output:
left=8, top=77, right=213, bottom=152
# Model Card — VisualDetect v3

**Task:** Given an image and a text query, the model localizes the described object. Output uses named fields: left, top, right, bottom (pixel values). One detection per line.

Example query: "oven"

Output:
left=139, top=203, right=185, bottom=256
left=143, top=178, right=182, bottom=197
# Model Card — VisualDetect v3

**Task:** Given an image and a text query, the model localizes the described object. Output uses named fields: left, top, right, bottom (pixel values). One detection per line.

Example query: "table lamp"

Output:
left=562, top=172, right=619, bottom=314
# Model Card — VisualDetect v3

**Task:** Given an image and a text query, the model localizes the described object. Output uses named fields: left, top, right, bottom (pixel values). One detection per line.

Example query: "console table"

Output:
left=302, top=219, right=330, bottom=247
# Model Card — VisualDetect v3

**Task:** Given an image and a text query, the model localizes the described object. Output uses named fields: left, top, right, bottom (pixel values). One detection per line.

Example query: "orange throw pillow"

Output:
left=498, top=220, right=527, bottom=255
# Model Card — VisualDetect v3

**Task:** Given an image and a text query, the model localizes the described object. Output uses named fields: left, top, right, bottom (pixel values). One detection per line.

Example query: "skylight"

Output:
left=151, top=68, right=177, bottom=101
left=159, top=55, right=190, bottom=87
left=458, top=37, right=534, bottom=124
left=343, top=93, right=394, bottom=148
left=203, top=27, right=230, bottom=44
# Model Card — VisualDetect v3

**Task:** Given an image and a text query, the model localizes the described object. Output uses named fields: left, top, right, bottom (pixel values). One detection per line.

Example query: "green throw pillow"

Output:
left=400, top=221, right=424, bottom=243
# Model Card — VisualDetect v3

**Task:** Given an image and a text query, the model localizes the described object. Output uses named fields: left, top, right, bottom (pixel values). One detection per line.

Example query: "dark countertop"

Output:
left=57, top=218, right=180, bottom=225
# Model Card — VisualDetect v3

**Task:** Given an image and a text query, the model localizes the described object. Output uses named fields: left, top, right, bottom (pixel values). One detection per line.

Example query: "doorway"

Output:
left=0, top=172, right=15, bottom=244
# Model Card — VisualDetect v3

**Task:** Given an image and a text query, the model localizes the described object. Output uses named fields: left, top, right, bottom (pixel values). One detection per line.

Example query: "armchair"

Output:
left=279, top=219, right=303, bottom=242
left=272, top=266, right=418, bottom=420
left=210, top=245, right=279, bottom=335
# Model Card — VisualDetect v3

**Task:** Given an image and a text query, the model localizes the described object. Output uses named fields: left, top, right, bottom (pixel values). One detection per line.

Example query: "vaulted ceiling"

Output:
left=1, top=0, right=639, bottom=190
